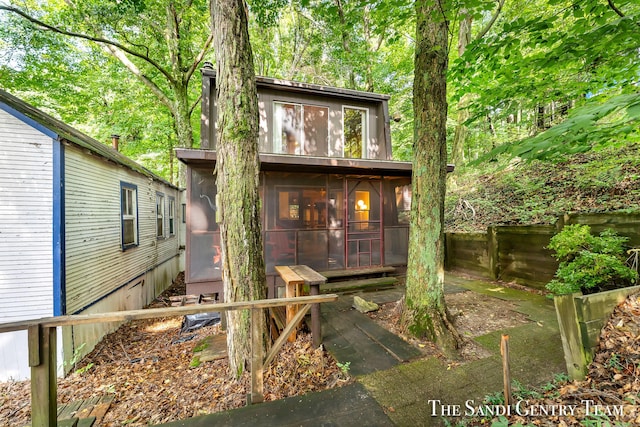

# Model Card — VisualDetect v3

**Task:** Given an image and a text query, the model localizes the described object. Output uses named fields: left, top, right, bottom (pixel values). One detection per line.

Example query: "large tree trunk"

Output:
left=403, top=0, right=462, bottom=358
left=213, top=0, right=268, bottom=378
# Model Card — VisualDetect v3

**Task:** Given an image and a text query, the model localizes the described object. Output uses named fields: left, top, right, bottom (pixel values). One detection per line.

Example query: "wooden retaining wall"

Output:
left=445, top=212, right=640, bottom=289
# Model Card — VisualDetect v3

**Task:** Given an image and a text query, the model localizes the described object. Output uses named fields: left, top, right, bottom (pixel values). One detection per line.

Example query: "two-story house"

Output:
left=177, top=64, right=414, bottom=297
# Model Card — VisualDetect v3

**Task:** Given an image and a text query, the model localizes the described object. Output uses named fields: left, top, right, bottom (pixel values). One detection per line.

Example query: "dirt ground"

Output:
left=367, top=289, right=532, bottom=361
left=0, top=277, right=532, bottom=426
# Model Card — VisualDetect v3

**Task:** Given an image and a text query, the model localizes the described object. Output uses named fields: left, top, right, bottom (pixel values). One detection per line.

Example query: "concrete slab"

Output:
left=155, top=383, right=393, bottom=427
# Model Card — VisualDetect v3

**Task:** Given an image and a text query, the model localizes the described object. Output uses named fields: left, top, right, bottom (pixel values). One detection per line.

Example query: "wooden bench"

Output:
left=274, top=265, right=327, bottom=347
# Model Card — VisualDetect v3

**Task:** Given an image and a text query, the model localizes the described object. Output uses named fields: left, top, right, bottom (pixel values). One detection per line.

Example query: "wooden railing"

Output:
left=0, top=294, right=338, bottom=427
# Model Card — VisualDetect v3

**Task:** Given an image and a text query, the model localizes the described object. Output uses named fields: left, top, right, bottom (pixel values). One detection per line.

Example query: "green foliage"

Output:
left=63, top=342, right=94, bottom=375
left=189, top=355, right=202, bottom=368
left=336, top=360, right=351, bottom=377
left=546, top=225, right=638, bottom=295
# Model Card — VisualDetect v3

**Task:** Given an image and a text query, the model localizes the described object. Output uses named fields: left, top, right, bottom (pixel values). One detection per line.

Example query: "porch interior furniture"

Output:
left=267, top=232, right=296, bottom=264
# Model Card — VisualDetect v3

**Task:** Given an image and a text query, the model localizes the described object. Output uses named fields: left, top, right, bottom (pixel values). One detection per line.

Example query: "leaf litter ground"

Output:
left=0, top=274, right=349, bottom=426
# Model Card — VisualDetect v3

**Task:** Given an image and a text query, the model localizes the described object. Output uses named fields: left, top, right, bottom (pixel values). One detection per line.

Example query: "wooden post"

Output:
left=29, top=325, right=57, bottom=427
left=554, top=294, right=589, bottom=380
left=487, top=226, right=500, bottom=280
left=250, top=308, right=264, bottom=404
left=285, top=281, right=298, bottom=342
left=310, top=284, right=321, bottom=348
left=500, top=334, right=512, bottom=408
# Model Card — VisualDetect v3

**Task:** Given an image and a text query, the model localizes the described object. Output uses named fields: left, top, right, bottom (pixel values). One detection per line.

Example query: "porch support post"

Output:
left=29, top=324, right=57, bottom=427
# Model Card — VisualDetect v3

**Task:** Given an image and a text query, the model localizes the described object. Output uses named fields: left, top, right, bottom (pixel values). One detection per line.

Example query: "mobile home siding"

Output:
left=64, top=144, right=180, bottom=315
left=0, top=107, right=54, bottom=380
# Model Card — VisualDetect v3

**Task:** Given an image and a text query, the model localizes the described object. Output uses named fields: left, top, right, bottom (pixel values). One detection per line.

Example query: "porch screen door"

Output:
left=346, top=179, right=382, bottom=267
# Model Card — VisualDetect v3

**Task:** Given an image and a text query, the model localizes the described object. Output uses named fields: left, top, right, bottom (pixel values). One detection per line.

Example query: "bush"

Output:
left=546, top=225, right=638, bottom=295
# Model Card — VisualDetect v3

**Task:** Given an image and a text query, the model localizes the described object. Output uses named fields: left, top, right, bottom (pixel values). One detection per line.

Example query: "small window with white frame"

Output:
left=156, top=192, right=165, bottom=238
left=168, top=196, right=176, bottom=236
left=121, top=182, right=138, bottom=249
left=343, top=106, right=368, bottom=159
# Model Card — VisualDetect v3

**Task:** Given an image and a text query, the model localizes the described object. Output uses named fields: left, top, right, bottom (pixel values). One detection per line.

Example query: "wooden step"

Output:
left=321, top=276, right=398, bottom=294
left=318, top=266, right=396, bottom=282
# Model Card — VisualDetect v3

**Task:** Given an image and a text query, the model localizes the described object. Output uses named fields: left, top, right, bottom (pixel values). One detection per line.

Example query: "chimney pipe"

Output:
left=111, top=134, right=120, bottom=151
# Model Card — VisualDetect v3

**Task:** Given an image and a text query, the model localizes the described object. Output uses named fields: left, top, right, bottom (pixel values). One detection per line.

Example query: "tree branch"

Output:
left=607, top=0, right=625, bottom=17
left=186, top=32, right=214, bottom=83
left=0, top=5, right=175, bottom=85
left=475, top=0, right=506, bottom=41
left=102, top=44, right=174, bottom=111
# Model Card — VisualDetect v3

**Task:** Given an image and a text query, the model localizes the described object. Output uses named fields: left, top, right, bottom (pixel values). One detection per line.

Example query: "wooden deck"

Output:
left=57, top=394, right=114, bottom=427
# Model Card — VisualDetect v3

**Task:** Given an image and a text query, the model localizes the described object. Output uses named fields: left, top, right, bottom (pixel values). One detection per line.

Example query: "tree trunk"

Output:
left=213, top=0, right=268, bottom=378
left=172, top=83, right=195, bottom=149
left=450, top=13, right=472, bottom=167
left=403, top=0, right=462, bottom=358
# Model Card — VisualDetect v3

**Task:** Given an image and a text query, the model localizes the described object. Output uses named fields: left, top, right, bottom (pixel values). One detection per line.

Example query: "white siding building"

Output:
left=0, top=89, right=183, bottom=380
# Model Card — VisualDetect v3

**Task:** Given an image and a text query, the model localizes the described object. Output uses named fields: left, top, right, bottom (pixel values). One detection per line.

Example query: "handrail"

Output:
left=0, top=293, right=338, bottom=427
left=0, top=294, right=335, bottom=332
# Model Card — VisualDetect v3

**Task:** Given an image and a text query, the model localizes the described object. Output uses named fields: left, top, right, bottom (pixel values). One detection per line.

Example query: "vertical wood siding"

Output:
left=0, top=108, right=54, bottom=380
left=64, top=144, right=181, bottom=314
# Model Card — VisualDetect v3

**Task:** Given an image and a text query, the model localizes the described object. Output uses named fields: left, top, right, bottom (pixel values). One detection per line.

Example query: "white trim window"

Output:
left=156, top=192, right=165, bottom=238
left=342, top=106, right=368, bottom=159
left=121, top=182, right=138, bottom=249
left=168, top=196, right=176, bottom=236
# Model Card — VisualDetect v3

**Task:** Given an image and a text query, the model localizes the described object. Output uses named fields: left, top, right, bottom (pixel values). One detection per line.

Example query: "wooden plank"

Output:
left=30, top=326, right=57, bottom=427
left=195, top=334, right=228, bottom=362
left=574, top=285, right=640, bottom=322
left=76, top=395, right=101, bottom=419
left=58, top=419, right=79, bottom=427
left=553, top=294, right=589, bottom=380
left=274, top=265, right=305, bottom=285
left=88, top=394, right=115, bottom=424
left=0, top=294, right=339, bottom=333
left=290, top=265, right=327, bottom=285
left=286, top=278, right=300, bottom=342
left=321, top=277, right=398, bottom=294
left=58, top=399, right=83, bottom=420
left=28, top=324, right=40, bottom=367
left=77, top=416, right=96, bottom=427
left=264, top=304, right=312, bottom=368
left=318, top=266, right=395, bottom=280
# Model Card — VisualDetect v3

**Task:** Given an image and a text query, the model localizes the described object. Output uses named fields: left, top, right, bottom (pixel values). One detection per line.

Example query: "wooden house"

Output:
left=0, top=89, right=183, bottom=380
left=177, top=64, right=420, bottom=297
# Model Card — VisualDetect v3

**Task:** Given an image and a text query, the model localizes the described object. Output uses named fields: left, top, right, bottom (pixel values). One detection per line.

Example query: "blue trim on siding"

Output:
left=70, top=254, right=181, bottom=315
left=52, top=140, right=66, bottom=316
left=0, top=101, right=58, bottom=140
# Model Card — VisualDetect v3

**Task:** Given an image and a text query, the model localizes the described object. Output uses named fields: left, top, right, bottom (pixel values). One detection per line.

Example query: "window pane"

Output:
left=123, top=219, right=135, bottom=245
left=344, top=108, right=367, bottom=159
left=274, top=102, right=302, bottom=154
left=303, top=105, right=328, bottom=156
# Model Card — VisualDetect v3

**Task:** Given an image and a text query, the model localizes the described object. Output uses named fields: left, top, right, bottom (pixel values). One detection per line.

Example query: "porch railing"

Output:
left=0, top=293, right=338, bottom=427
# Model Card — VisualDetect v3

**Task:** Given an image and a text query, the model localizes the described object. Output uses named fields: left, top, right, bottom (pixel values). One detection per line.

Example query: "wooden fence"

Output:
left=0, top=294, right=338, bottom=427
left=445, top=212, right=640, bottom=289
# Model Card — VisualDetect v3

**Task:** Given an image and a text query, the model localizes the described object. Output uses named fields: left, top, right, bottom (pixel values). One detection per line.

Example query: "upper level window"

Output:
left=156, top=192, right=165, bottom=238
left=121, top=182, right=138, bottom=249
left=343, top=107, right=368, bottom=159
left=168, top=197, right=176, bottom=236
left=273, top=102, right=329, bottom=156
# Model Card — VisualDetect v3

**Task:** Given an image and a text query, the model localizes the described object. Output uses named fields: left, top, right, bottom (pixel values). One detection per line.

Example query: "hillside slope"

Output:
left=445, top=142, right=640, bottom=233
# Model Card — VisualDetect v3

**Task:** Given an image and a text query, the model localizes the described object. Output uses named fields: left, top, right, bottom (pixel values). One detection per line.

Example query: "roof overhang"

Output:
left=176, top=148, right=454, bottom=176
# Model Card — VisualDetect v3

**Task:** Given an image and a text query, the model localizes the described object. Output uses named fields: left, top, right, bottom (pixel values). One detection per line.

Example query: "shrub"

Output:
left=546, top=224, right=638, bottom=295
